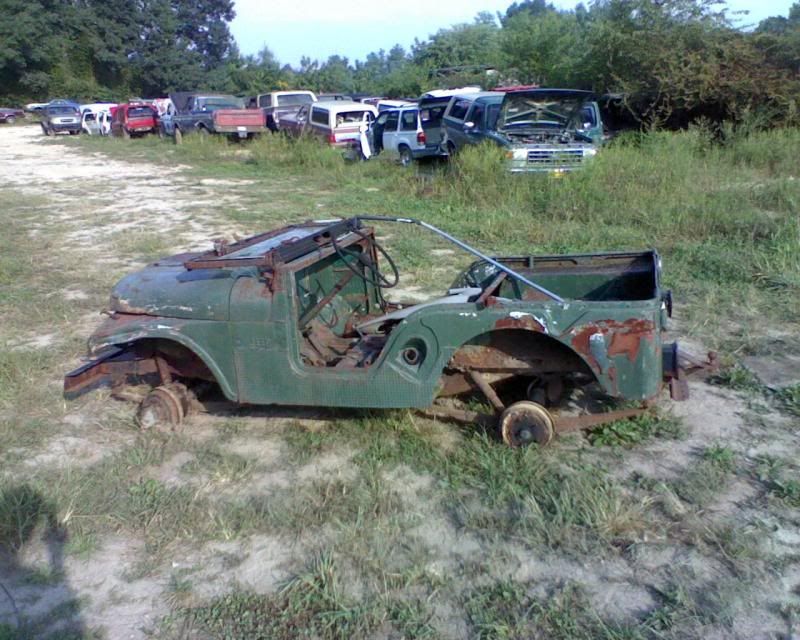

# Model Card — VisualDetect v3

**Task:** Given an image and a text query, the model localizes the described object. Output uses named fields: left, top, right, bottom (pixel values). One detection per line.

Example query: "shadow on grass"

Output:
left=0, top=484, right=88, bottom=640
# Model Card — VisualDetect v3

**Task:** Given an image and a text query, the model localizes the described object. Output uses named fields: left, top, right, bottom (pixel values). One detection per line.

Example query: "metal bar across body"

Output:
left=355, top=215, right=565, bottom=303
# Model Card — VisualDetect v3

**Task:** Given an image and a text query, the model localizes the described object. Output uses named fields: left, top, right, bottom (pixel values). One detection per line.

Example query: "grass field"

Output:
left=0, top=125, right=798, bottom=639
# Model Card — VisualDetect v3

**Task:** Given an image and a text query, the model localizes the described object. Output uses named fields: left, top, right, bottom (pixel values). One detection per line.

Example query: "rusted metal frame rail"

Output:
left=64, top=347, right=158, bottom=398
left=422, top=402, right=649, bottom=435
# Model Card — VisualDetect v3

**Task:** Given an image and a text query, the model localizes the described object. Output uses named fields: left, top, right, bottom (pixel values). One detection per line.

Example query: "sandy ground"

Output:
left=0, top=125, right=798, bottom=639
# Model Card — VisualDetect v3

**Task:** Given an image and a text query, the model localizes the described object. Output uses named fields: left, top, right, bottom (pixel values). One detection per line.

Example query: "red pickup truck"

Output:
left=110, top=103, right=159, bottom=138
left=162, top=93, right=265, bottom=142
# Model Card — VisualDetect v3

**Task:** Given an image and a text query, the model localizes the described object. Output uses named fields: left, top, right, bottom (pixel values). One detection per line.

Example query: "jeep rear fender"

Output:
left=440, top=328, right=595, bottom=397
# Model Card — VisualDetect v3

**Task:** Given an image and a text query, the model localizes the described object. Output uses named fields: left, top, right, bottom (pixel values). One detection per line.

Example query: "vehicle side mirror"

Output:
left=463, top=121, right=476, bottom=132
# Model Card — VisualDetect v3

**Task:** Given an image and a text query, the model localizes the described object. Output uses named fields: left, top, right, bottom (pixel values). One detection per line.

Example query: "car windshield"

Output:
left=200, top=96, right=244, bottom=110
left=277, top=93, right=315, bottom=106
left=497, top=93, right=588, bottom=131
left=48, top=106, right=77, bottom=115
left=129, top=107, right=153, bottom=117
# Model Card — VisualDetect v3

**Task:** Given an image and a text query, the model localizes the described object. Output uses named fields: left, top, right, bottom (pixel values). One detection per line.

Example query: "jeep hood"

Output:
left=497, top=89, right=593, bottom=134
left=109, top=253, right=235, bottom=320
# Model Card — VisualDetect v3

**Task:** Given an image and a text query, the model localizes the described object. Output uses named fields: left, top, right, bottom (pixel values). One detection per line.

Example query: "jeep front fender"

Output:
left=87, top=314, right=237, bottom=401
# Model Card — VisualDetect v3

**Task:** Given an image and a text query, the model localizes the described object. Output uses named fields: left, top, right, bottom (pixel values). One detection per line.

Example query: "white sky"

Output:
left=231, top=0, right=797, bottom=66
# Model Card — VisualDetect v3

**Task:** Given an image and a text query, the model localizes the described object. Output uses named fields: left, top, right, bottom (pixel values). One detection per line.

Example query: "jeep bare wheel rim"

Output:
left=499, top=401, right=554, bottom=447
left=136, top=386, right=184, bottom=431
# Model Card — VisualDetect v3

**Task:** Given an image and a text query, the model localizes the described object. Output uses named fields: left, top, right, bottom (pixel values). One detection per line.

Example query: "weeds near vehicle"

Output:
left=753, top=455, right=800, bottom=507
left=776, top=384, right=800, bottom=417
left=588, top=413, right=685, bottom=447
left=672, top=445, right=738, bottom=507
left=184, top=552, right=434, bottom=640
left=702, top=444, right=736, bottom=472
left=445, top=435, right=645, bottom=550
left=464, top=581, right=640, bottom=640
left=711, top=364, right=763, bottom=392
left=111, top=229, right=171, bottom=263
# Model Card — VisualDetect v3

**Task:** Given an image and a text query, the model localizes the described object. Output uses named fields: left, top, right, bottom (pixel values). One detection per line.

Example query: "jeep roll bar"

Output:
left=355, top=215, right=564, bottom=303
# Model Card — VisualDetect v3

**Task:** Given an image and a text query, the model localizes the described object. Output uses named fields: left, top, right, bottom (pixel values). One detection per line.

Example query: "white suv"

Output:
left=368, top=102, right=449, bottom=166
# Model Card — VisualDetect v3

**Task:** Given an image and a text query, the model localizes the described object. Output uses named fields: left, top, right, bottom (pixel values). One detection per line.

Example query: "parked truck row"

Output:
left=28, top=85, right=607, bottom=173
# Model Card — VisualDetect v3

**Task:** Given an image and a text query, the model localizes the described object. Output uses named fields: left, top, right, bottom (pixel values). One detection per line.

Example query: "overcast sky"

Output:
left=231, top=0, right=797, bottom=67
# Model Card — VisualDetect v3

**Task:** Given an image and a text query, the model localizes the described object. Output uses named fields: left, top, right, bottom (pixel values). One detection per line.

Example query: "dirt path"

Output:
left=0, top=125, right=248, bottom=255
left=0, top=125, right=798, bottom=639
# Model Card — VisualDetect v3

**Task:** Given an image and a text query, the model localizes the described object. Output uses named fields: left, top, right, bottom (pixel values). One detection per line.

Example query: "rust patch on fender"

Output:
left=494, top=314, right=546, bottom=332
left=570, top=318, right=656, bottom=370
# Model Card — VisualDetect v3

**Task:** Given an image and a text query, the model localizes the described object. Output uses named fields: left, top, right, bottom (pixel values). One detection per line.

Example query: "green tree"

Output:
left=501, top=9, right=583, bottom=86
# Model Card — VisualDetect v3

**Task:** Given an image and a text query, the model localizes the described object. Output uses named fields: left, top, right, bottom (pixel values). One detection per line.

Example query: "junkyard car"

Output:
left=162, top=93, right=265, bottom=142
left=110, top=103, right=159, bottom=138
left=247, top=90, right=317, bottom=132
left=282, top=101, right=377, bottom=147
left=41, top=101, right=82, bottom=136
left=0, top=107, right=24, bottom=124
left=440, top=91, right=505, bottom=156
left=365, top=93, right=455, bottom=165
left=442, top=88, right=603, bottom=173
left=496, top=89, right=602, bottom=172
left=64, top=217, right=706, bottom=446
left=82, top=109, right=112, bottom=136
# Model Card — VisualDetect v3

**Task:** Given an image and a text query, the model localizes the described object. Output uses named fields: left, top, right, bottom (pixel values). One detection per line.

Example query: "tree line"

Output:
left=1, top=0, right=798, bottom=127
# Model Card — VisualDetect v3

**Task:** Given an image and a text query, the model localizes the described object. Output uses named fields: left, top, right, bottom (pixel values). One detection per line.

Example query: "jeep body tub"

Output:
left=65, top=217, right=697, bottom=444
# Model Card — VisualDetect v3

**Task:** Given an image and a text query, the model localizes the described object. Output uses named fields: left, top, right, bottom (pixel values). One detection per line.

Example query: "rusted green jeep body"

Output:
left=65, top=217, right=685, bottom=438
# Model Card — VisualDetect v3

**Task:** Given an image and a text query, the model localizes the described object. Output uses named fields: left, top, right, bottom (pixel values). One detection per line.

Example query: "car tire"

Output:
left=446, top=141, right=457, bottom=158
left=174, top=127, right=183, bottom=145
left=398, top=146, right=413, bottom=167
left=6, top=116, right=15, bottom=125
left=197, top=126, right=209, bottom=139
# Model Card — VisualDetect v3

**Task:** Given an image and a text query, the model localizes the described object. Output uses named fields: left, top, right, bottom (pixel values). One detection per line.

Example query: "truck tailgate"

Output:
left=214, top=109, right=265, bottom=128
left=332, top=125, right=361, bottom=144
